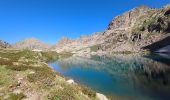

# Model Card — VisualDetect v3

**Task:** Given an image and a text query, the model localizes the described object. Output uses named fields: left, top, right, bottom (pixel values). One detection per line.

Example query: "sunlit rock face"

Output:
left=108, top=5, right=149, bottom=30
left=102, top=5, right=170, bottom=53
left=53, top=5, right=170, bottom=54
left=53, top=32, right=104, bottom=53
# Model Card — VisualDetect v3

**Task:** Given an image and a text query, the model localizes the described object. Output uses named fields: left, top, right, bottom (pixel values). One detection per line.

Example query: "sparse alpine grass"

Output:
left=90, top=44, right=101, bottom=52
left=0, top=49, right=98, bottom=100
left=8, top=93, right=26, bottom=100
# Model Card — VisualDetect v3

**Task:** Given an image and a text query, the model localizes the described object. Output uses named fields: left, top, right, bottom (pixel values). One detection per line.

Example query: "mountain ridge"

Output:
left=12, top=37, right=52, bottom=50
left=52, top=4, right=170, bottom=55
left=1, top=4, right=170, bottom=54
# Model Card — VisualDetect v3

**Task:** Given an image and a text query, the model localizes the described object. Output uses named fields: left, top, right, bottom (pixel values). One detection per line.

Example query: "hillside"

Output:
left=53, top=4, right=170, bottom=55
left=0, top=49, right=100, bottom=100
left=2, top=4, right=170, bottom=54
left=12, top=38, right=52, bottom=50
left=0, top=40, right=11, bottom=48
left=103, top=4, right=170, bottom=53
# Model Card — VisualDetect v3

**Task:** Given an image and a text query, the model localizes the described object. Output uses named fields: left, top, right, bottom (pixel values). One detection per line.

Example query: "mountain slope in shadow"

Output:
left=142, top=36, right=170, bottom=53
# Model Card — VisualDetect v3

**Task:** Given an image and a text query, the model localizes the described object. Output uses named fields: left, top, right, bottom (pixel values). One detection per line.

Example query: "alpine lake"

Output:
left=49, top=53, right=170, bottom=100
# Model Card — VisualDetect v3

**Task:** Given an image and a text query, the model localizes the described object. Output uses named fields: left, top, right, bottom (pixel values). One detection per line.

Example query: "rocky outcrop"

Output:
left=108, top=5, right=149, bottom=30
left=53, top=4, right=170, bottom=54
left=55, top=37, right=72, bottom=47
left=101, top=4, right=170, bottom=53
left=12, top=38, right=51, bottom=50
left=53, top=32, right=104, bottom=53
left=0, top=40, right=11, bottom=48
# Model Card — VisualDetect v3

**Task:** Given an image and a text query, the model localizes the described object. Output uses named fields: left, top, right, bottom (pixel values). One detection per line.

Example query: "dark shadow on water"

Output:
left=143, top=53, right=170, bottom=66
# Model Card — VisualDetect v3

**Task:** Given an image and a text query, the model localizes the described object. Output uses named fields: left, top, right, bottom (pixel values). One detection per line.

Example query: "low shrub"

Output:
left=27, top=66, right=56, bottom=86
left=47, top=89, right=75, bottom=100
left=81, top=86, right=96, bottom=98
left=6, top=65, right=29, bottom=71
left=41, top=51, right=59, bottom=61
left=8, top=93, right=26, bottom=100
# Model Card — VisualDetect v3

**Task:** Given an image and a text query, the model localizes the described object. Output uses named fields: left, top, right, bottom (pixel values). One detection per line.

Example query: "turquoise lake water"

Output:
left=49, top=54, right=170, bottom=100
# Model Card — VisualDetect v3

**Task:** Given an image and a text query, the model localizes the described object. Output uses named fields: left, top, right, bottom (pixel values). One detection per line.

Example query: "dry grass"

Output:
left=0, top=49, right=97, bottom=100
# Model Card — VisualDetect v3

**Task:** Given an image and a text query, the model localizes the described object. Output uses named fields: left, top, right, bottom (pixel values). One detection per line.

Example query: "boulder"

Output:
left=67, top=79, right=75, bottom=84
left=96, top=93, right=108, bottom=100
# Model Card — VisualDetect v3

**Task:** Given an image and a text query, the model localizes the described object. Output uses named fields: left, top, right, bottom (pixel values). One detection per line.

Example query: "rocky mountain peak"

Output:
left=12, top=37, right=51, bottom=50
left=137, top=5, right=149, bottom=9
left=55, top=36, right=72, bottom=46
left=60, top=37, right=71, bottom=42
left=108, top=5, right=150, bottom=30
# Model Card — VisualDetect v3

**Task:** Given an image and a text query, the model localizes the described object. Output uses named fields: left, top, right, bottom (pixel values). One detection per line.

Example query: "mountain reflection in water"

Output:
left=49, top=54, right=170, bottom=100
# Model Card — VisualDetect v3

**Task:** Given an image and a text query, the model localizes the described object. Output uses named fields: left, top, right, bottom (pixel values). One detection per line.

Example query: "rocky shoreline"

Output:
left=0, top=49, right=109, bottom=100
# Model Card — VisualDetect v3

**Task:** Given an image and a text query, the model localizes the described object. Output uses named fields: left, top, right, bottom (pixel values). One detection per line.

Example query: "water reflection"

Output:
left=49, top=54, right=170, bottom=100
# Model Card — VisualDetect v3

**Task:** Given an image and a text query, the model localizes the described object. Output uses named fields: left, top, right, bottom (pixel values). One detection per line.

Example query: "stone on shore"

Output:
left=96, top=93, right=108, bottom=100
left=66, top=79, right=75, bottom=84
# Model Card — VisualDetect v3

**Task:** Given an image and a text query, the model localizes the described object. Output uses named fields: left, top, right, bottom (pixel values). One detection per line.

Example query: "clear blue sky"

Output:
left=0, top=0, right=169, bottom=44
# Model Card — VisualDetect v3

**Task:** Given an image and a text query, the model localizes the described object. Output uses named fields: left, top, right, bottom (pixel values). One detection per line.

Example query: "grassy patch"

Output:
left=0, top=66, right=18, bottom=99
left=0, top=50, right=39, bottom=61
left=47, top=83, right=96, bottom=100
left=8, top=93, right=26, bottom=100
left=81, top=86, right=96, bottom=98
left=41, top=51, right=73, bottom=61
left=90, top=44, right=101, bottom=52
left=0, top=58, right=13, bottom=66
left=112, top=51, right=134, bottom=54
left=0, top=49, right=98, bottom=100
left=41, top=51, right=59, bottom=61
left=27, top=66, right=56, bottom=86
left=47, top=88, right=76, bottom=100
left=6, top=65, right=29, bottom=71
left=0, top=66, right=17, bottom=88
left=58, top=52, right=73, bottom=58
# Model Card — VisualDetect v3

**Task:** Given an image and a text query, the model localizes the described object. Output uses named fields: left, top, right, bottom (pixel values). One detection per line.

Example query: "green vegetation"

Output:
left=41, top=51, right=73, bottom=61
left=132, top=27, right=144, bottom=34
left=47, top=81, right=96, bottom=100
left=90, top=44, right=101, bottom=52
left=112, top=51, right=134, bottom=54
left=27, top=66, right=56, bottom=85
left=132, top=6, right=170, bottom=39
left=0, top=49, right=97, bottom=100
left=0, top=66, right=18, bottom=92
left=58, top=51, right=73, bottom=58
left=8, top=93, right=26, bottom=100
left=81, top=86, right=96, bottom=97
left=41, top=51, right=59, bottom=61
